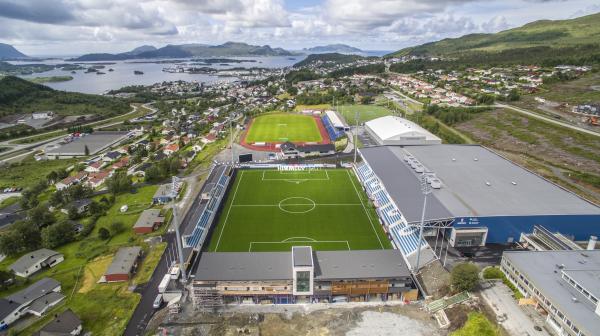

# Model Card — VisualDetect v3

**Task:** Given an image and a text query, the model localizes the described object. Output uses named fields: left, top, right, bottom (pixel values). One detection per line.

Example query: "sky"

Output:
left=0, top=0, right=599, bottom=56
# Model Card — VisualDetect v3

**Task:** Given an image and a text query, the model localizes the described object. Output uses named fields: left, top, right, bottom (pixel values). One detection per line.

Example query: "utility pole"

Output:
left=230, top=116, right=234, bottom=164
left=414, top=173, right=432, bottom=272
left=354, top=110, right=359, bottom=164
left=172, top=176, right=187, bottom=283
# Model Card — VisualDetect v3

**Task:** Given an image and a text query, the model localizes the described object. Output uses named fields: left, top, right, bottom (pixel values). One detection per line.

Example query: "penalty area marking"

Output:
left=249, top=239, right=350, bottom=252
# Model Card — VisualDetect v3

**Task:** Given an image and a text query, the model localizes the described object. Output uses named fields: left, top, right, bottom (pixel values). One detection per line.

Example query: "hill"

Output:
left=0, top=76, right=129, bottom=119
left=0, top=43, right=28, bottom=59
left=71, top=42, right=293, bottom=61
left=304, top=44, right=363, bottom=54
left=293, top=53, right=367, bottom=68
left=387, top=12, right=600, bottom=66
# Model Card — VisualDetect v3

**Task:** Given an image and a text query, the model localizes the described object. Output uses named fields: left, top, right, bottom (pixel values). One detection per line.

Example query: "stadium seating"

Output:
left=355, top=162, right=427, bottom=256
left=321, top=115, right=345, bottom=140
left=184, top=169, right=231, bottom=248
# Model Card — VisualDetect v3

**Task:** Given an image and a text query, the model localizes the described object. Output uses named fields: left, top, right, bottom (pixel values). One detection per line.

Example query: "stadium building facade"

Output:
left=357, top=145, right=600, bottom=251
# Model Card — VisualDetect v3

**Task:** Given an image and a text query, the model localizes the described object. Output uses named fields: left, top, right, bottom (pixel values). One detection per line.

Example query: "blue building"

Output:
left=359, top=145, right=600, bottom=249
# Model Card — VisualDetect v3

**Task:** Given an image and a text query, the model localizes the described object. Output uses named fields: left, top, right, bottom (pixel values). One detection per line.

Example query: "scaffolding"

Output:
left=192, top=283, right=224, bottom=309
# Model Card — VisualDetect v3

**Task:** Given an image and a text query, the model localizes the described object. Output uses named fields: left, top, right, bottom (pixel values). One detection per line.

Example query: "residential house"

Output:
left=86, top=171, right=111, bottom=188
left=9, top=249, right=64, bottom=278
left=133, top=209, right=164, bottom=234
left=33, top=309, right=82, bottom=336
left=152, top=184, right=177, bottom=204
left=84, top=161, right=104, bottom=173
left=102, top=151, right=121, bottom=163
left=61, top=199, right=92, bottom=216
left=103, top=246, right=142, bottom=282
left=55, top=172, right=87, bottom=191
left=163, top=144, right=179, bottom=156
left=0, top=278, right=64, bottom=329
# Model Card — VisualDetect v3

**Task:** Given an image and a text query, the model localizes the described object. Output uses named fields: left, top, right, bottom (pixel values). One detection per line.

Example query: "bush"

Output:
left=482, top=266, right=503, bottom=279
left=451, top=262, right=480, bottom=292
left=451, top=312, right=500, bottom=336
left=98, top=227, right=110, bottom=240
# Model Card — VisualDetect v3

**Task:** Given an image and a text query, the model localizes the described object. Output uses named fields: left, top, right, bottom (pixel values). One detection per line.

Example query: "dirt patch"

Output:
left=159, top=304, right=442, bottom=336
left=78, top=255, right=112, bottom=293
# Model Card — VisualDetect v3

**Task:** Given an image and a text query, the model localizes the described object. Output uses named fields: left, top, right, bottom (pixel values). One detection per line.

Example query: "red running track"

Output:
left=240, top=115, right=332, bottom=152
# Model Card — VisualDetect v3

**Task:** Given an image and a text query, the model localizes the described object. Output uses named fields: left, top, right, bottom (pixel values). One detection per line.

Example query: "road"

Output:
left=0, top=102, right=156, bottom=163
left=123, top=165, right=221, bottom=336
left=480, top=281, right=550, bottom=336
left=496, top=103, right=600, bottom=138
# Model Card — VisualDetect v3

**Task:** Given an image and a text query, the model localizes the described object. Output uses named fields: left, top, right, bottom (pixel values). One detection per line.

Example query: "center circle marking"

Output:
left=278, top=197, right=316, bottom=214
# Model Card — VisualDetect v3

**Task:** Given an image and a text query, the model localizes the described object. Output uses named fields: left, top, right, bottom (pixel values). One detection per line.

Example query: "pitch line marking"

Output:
left=249, top=240, right=351, bottom=252
left=231, top=203, right=362, bottom=207
left=214, top=171, right=244, bottom=252
left=346, top=170, right=385, bottom=250
left=282, top=237, right=317, bottom=242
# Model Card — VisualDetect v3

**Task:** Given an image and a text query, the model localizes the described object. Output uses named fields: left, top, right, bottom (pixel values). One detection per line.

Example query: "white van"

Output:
left=153, top=294, right=163, bottom=309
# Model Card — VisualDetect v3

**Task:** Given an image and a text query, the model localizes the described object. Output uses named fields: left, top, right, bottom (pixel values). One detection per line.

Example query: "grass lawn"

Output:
left=451, top=312, right=501, bottom=336
left=0, top=156, right=78, bottom=189
left=206, top=169, right=391, bottom=252
left=336, top=104, right=394, bottom=123
left=0, top=184, right=164, bottom=336
left=245, top=113, right=322, bottom=143
left=294, top=104, right=332, bottom=112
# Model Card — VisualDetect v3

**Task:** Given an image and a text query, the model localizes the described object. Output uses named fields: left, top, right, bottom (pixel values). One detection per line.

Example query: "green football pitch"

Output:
left=244, top=113, right=323, bottom=143
left=206, top=169, right=392, bottom=252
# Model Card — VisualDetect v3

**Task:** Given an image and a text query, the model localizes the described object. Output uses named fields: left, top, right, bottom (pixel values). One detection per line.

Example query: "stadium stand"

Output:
left=184, top=169, right=231, bottom=249
left=355, top=163, right=430, bottom=259
left=321, top=114, right=345, bottom=141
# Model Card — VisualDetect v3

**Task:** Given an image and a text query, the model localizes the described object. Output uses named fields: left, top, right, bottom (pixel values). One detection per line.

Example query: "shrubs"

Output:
left=451, top=312, right=500, bottom=336
left=451, top=262, right=480, bottom=292
left=482, top=266, right=504, bottom=279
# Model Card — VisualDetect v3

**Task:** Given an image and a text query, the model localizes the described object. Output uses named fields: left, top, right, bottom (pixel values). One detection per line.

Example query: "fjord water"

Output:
left=13, top=56, right=306, bottom=94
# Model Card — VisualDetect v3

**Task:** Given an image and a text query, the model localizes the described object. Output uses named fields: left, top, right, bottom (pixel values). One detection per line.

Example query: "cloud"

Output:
left=0, top=0, right=74, bottom=24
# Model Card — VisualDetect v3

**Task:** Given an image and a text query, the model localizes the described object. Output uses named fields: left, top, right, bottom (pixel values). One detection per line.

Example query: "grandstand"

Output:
left=321, top=111, right=346, bottom=141
left=182, top=166, right=232, bottom=258
left=355, top=163, right=436, bottom=269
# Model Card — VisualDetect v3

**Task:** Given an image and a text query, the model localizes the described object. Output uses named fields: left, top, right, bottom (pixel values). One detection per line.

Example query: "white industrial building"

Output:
left=364, top=116, right=441, bottom=146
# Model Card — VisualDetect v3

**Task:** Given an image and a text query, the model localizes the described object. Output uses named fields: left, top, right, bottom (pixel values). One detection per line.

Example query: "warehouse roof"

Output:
left=133, top=209, right=163, bottom=230
left=360, top=145, right=600, bottom=222
left=105, top=246, right=141, bottom=276
left=45, top=131, right=128, bottom=156
left=503, top=250, right=600, bottom=336
left=365, top=116, right=440, bottom=143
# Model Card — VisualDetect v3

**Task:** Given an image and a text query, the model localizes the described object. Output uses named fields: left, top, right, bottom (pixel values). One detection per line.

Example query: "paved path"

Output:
left=0, top=103, right=155, bottom=162
left=480, top=281, right=550, bottom=336
left=496, top=103, right=600, bottom=138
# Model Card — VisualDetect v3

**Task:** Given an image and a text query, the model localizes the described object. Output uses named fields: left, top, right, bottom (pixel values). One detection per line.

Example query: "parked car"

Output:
left=153, top=294, right=163, bottom=309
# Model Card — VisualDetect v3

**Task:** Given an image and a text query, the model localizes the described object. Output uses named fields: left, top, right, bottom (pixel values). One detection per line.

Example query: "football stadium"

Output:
left=184, top=165, right=419, bottom=306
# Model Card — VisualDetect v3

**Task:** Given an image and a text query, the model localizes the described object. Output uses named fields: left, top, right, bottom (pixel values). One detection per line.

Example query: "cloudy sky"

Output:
left=0, top=0, right=599, bottom=56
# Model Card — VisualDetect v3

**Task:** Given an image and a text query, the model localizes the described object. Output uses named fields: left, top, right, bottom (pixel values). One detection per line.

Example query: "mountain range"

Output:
left=70, top=42, right=294, bottom=61
left=0, top=43, right=28, bottom=59
left=303, top=44, right=363, bottom=54
left=387, top=12, right=600, bottom=58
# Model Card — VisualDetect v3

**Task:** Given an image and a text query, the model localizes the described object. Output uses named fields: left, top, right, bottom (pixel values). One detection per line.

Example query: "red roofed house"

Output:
left=55, top=172, right=88, bottom=191
left=163, top=143, right=179, bottom=156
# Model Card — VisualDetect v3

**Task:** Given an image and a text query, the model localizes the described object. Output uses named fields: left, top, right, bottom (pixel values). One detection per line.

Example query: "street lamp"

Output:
left=171, top=176, right=187, bottom=283
left=414, top=173, right=433, bottom=272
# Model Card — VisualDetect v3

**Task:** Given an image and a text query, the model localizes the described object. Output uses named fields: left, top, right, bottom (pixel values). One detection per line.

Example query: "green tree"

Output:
left=67, top=205, right=80, bottom=220
left=106, top=170, right=133, bottom=195
left=451, top=262, right=480, bottom=292
left=98, top=227, right=110, bottom=240
left=0, top=269, right=15, bottom=290
left=28, top=204, right=55, bottom=227
left=109, top=221, right=125, bottom=236
left=41, top=221, right=75, bottom=249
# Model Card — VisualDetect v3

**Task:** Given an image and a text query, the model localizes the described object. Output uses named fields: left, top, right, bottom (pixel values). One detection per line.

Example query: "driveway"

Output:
left=479, top=281, right=551, bottom=336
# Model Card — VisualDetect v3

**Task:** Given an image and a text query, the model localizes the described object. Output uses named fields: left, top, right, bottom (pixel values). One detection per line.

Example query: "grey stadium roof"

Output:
left=360, top=145, right=600, bottom=222
left=194, top=250, right=411, bottom=282
left=45, top=131, right=128, bottom=156
left=195, top=252, right=293, bottom=281
left=503, top=250, right=600, bottom=336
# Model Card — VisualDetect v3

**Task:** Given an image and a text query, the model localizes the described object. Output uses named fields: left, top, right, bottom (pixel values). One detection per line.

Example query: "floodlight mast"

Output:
left=414, top=173, right=433, bottom=272
left=354, top=110, right=359, bottom=164
left=172, top=176, right=187, bottom=283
